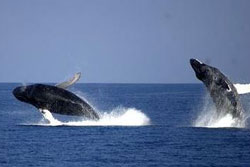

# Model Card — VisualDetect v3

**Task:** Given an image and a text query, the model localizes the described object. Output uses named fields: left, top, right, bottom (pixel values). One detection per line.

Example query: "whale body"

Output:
left=12, top=73, right=99, bottom=120
left=190, top=58, right=243, bottom=119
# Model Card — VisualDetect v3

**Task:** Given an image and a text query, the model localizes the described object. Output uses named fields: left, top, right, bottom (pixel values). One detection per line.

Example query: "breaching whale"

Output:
left=13, top=73, right=99, bottom=120
left=190, top=58, right=243, bottom=119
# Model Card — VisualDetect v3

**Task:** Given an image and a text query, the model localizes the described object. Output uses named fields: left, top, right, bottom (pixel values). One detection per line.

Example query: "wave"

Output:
left=27, top=107, right=151, bottom=127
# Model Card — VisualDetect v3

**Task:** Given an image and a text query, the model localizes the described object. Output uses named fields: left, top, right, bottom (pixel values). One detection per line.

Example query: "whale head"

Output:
left=190, top=58, right=233, bottom=92
left=190, top=58, right=216, bottom=83
left=13, top=84, right=53, bottom=109
left=13, top=84, right=43, bottom=107
left=190, top=59, right=205, bottom=80
left=13, top=86, right=31, bottom=103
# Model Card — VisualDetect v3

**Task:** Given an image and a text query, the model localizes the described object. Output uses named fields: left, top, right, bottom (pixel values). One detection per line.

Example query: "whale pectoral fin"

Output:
left=234, top=84, right=250, bottom=94
left=216, top=78, right=231, bottom=91
left=55, top=72, right=81, bottom=89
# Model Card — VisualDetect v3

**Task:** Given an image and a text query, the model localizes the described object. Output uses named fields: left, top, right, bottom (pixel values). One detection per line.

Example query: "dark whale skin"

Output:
left=190, top=58, right=243, bottom=119
left=13, top=84, right=99, bottom=120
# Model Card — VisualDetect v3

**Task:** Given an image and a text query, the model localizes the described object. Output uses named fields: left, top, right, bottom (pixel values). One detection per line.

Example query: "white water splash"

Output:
left=193, top=99, right=245, bottom=128
left=208, top=114, right=240, bottom=128
left=35, top=107, right=150, bottom=126
left=39, top=109, right=61, bottom=126
left=194, top=110, right=244, bottom=128
left=234, top=83, right=250, bottom=94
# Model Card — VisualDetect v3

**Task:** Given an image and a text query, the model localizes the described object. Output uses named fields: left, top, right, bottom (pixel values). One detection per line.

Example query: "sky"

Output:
left=0, top=0, right=250, bottom=83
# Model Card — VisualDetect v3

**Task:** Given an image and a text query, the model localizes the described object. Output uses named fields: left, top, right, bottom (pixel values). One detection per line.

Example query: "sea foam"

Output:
left=34, top=107, right=151, bottom=127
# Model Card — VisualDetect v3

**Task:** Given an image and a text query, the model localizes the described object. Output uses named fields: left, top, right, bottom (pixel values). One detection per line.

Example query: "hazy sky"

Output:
left=0, top=0, right=250, bottom=83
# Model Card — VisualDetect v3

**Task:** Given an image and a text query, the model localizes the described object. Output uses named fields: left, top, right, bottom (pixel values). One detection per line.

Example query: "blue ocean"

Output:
left=1, top=83, right=250, bottom=166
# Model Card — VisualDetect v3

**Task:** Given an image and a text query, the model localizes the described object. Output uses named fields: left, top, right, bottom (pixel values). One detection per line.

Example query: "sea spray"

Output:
left=193, top=82, right=250, bottom=128
left=194, top=109, right=244, bottom=128
left=193, top=95, right=245, bottom=128
left=36, top=107, right=150, bottom=126
left=39, top=109, right=61, bottom=126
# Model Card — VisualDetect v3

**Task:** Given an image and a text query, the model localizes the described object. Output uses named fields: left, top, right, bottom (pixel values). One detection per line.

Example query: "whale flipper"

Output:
left=234, top=84, right=250, bottom=94
left=39, top=109, right=61, bottom=124
left=56, top=72, right=81, bottom=89
left=216, top=78, right=230, bottom=91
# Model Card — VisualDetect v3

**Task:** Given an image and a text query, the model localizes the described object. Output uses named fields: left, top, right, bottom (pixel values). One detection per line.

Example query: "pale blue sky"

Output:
left=0, top=0, right=250, bottom=83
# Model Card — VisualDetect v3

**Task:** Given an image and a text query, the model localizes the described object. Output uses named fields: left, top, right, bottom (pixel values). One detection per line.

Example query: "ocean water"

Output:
left=1, top=83, right=250, bottom=166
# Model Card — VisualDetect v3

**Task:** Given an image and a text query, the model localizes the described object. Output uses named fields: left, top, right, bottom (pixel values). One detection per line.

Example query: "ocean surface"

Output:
left=1, top=83, right=250, bottom=166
